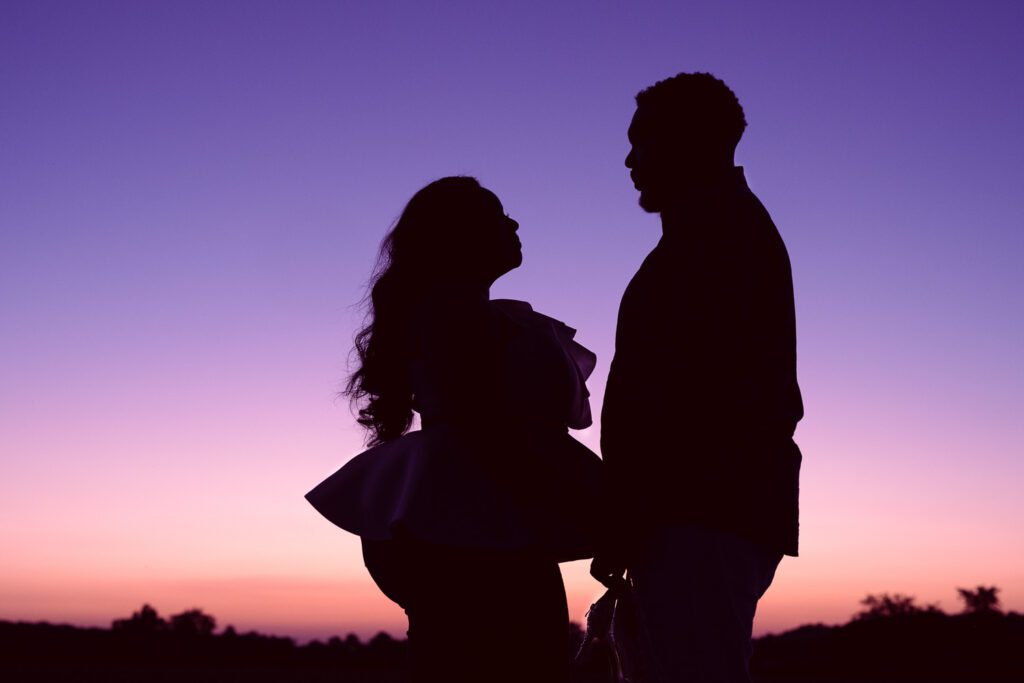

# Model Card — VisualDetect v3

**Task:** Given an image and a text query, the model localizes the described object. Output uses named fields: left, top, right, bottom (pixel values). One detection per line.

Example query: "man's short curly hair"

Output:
left=635, top=72, right=746, bottom=153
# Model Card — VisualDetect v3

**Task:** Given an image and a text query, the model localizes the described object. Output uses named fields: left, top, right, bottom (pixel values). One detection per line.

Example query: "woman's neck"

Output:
left=425, top=278, right=490, bottom=305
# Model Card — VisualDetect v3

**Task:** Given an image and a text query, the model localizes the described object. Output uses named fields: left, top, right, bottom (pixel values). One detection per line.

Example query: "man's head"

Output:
left=627, top=72, right=746, bottom=212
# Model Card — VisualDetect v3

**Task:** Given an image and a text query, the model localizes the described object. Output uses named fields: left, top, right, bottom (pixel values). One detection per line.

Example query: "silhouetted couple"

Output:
left=308, top=72, right=803, bottom=683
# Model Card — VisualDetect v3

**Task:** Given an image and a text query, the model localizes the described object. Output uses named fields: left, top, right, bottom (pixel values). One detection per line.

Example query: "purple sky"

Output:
left=2, top=1, right=1022, bottom=641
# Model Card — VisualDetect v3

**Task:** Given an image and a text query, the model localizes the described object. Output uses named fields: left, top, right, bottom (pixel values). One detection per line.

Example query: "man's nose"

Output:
left=625, top=149, right=635, bottom=168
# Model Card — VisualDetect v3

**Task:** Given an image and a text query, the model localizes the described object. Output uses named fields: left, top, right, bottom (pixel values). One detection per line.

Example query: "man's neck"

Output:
left=660, top=166, right=746, bottom=238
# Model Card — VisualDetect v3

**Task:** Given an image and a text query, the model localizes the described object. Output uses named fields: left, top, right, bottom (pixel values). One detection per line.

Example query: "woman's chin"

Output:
left=504, top=250, right=524, bottom=270
left=491, top=255, right=523, bottom=283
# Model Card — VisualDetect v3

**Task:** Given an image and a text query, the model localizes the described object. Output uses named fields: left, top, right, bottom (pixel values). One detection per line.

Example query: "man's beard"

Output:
left=638, top=188, right=663, bottom=213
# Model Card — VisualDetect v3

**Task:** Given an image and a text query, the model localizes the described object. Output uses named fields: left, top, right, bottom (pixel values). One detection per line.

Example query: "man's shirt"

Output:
left=601, top=168, right=803, bottom=555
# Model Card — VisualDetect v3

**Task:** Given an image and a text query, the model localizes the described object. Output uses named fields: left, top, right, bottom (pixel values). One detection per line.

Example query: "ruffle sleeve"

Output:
left=490, top=299, right=597, bottom=429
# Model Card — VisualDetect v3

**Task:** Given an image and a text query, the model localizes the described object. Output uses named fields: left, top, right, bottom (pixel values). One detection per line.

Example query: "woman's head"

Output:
left=347, top=176, right=521, bottom=445
left=386, top=176, right=521, bottom=287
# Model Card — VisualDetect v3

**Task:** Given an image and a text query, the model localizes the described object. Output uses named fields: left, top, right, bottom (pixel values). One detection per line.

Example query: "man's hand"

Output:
left=590, top=551, right=627, bottom=589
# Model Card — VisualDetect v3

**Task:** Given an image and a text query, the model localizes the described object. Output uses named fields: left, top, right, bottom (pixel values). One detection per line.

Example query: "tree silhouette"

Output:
left=957, top=585, right=1001, bottom=614
left=169, top=608, right=217, bottom=636
left=111, top=603, right=168, bottom=632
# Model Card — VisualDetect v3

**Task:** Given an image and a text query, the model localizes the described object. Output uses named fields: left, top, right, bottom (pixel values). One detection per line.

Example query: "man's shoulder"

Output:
left=732, top=187, right=777, bottom=230
left=732, top=190, right=791, bottom=264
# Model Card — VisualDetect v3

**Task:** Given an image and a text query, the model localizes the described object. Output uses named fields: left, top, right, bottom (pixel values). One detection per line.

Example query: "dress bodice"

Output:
left=409, top=299, right=596, bottom=431
left=306, top=300, right=603, bottom=561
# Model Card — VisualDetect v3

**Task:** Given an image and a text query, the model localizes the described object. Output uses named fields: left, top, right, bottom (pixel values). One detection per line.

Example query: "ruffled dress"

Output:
left=306, top=299, right=604, bottom=562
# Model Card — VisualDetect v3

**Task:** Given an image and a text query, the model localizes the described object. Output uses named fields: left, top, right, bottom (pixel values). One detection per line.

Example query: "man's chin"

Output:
left=638, top=190, right=662, bottom=213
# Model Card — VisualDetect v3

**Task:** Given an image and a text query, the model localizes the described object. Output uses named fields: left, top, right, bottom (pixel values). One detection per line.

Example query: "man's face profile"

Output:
left=626, top=108, right=657, bottom=213
left=627, top=103, right=729, bottom=214
left=626, top=107, right=691, bottom=214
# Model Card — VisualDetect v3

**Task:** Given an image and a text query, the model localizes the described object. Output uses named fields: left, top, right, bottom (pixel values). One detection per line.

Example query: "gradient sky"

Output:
left=2, top=0, right=1022, bottom=642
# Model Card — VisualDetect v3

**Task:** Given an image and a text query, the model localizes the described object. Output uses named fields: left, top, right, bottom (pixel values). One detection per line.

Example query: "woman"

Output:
left=306, top=176, right=603, bottom=683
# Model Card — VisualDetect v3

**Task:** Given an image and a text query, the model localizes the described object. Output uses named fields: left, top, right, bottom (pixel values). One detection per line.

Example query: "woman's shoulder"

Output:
left=489, top=298, right=534, bottom=316
left=490, top=299, right=585, bottom=345
left=490, top=298, right=567, bottom=330
left=411, top=298, right=533, bottom=332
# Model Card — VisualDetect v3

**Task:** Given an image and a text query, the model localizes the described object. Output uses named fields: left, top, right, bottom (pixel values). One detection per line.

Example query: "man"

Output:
left=592, top=72, right=803, bottom=682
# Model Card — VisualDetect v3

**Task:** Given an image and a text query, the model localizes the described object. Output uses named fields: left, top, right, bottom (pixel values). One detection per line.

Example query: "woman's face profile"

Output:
left=466, top=187, right=522, bottom=284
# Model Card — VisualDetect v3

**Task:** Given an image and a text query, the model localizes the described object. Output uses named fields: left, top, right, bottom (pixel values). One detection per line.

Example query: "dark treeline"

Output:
left=750, top=586, right=1024, bottom=683
left=1, top=604, right=407, bottom=682
left=2, top=586, right=1022, bottom=682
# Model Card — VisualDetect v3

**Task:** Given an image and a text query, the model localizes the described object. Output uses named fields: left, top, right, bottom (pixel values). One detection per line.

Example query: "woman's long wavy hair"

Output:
left=346, top=176, right=483, bottom=446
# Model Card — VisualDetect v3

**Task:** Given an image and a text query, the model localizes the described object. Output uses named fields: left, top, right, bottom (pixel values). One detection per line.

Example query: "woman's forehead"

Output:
left=475, top=188, right=504, bottom=212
